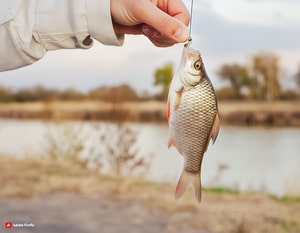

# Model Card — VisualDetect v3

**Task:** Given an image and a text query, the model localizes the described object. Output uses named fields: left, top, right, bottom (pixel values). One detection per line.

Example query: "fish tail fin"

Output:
left=175, top=170, right=202, bottom=203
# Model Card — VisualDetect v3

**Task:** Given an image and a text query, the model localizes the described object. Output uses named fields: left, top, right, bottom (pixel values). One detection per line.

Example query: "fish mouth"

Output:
left=184, top=41, right=192, bottom=48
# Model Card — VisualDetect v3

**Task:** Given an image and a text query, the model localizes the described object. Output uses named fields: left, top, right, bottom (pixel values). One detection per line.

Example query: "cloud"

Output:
left=209, top=0, right=300, bottom=27
left=187, top=1, right=300, bottom=77
left=1, top=0, right=299, bottom=92
left=190, top=8, right=300, bottom=55
left=0, top=36, right=183, bottom=93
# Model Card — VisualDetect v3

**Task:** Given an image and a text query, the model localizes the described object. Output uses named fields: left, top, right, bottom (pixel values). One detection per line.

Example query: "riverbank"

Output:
left=0, top=100, right=300, bottom=126
left=0, top=156, right=299, bottom=233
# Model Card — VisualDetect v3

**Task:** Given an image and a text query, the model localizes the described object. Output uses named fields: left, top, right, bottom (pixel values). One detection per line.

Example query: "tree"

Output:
left=252, top=52, right=281, bottom=101
left=153, top=63, right=173, bottom=100
left=217, top=64, right=253, bottom=99
left=88, top=84, right=138, bottom=102
left=0, top=85, right=13, bottom=102
left=60, top=88, right=84, bottom=100
left=111, top=84, right=138, bottom=102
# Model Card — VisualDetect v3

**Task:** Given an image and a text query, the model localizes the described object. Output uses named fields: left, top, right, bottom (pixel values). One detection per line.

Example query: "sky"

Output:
left=0, top=0, right=299, bottom=94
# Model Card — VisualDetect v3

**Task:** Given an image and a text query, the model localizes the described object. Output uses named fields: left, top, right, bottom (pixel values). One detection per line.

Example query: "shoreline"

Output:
left=1, top=156, right=300, bottom=233
left=0, top=100, right=300, bottom=126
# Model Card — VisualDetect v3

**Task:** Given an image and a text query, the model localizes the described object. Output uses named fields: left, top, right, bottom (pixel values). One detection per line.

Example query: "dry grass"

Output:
left=0, top=100, right=162, bottom=112
left=218, top=101, right=300, bottom=114
left=0, top=100, right=299, bottom=116
left=1, top=155, right=300, bottom=233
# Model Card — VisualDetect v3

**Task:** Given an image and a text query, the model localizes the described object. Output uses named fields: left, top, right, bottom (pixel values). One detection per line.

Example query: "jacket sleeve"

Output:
left=0, top=0, right=124, bottom=71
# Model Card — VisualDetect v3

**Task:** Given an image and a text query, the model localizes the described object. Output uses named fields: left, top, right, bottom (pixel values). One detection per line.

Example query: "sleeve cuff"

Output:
left=86, top=0, right=124, bottom=46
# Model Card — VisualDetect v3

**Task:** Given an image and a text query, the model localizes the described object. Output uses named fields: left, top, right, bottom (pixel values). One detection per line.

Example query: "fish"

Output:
left=167, top=42, right=220, bottom=203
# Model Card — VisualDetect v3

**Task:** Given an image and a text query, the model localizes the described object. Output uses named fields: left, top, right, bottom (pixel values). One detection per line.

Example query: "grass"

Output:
left=203, top=186, right=240, bottom=195
left=280, top=196, right=300, bottom=203
left=280, top=221, right=300, bottom=233
left=271, top=195, right=300, bottom=204
left=1, top=155, right=300, bottom=233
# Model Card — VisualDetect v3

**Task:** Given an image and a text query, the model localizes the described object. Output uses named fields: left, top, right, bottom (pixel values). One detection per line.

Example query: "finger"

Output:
left=145, top=35, right=176, bottom=47
left=113, top=24, right=143, bottom=35
left=142, top=25, right=176, bottom=47
left=157, top=0, right=190, bottom=26
left=134, top=1, right=189, bottom=42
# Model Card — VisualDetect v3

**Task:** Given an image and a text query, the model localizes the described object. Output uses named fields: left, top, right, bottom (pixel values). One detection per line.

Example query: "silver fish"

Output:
left=167, top=42, right=220, bottom=202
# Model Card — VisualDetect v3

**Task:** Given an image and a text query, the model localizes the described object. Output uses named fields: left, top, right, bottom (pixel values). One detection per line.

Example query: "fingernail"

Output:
left=142, top=28, right=154, bottom=37
left=153, top=30, right=162, bottom=39
left=174, top=26, right=189, bottom=42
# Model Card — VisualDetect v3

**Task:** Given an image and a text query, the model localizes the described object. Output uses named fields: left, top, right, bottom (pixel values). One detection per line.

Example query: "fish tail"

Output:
left=175, top=170, right=202, bottom=203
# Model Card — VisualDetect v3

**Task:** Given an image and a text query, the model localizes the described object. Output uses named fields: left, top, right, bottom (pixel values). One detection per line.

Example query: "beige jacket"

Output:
left=0, top=0, right=124, bottom=71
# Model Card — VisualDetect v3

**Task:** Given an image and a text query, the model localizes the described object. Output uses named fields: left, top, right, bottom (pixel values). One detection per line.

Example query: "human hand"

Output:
left=110, top=0, right=190, bottom=47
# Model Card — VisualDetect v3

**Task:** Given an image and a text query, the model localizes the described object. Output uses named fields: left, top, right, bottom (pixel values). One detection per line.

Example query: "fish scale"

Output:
left=170, top=78, right=217, bottom=173
left=167, top=43, right=220, bottom=202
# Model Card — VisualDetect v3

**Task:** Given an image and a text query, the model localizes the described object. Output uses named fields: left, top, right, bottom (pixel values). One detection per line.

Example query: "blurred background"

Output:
left=0, top=1, right=299, bottom=233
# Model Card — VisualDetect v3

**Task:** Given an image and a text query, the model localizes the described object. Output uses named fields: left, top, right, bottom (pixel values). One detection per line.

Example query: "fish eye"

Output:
left=194, top=60, right=201, bottom=70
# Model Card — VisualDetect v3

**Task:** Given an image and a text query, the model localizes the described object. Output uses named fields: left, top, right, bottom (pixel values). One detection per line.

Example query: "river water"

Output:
left=0, top=119, right=299, bottom=197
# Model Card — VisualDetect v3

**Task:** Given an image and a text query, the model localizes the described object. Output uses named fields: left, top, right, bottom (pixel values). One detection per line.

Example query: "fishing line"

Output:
left=188, top=0, right=194, bottom=42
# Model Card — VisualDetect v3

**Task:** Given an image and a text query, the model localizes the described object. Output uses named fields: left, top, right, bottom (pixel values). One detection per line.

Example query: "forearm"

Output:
left=0, top=0, right=124, bottom=72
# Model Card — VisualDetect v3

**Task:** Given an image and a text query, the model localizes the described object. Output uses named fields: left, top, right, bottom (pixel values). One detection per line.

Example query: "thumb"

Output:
left=135, top=2, right=189, bottom=42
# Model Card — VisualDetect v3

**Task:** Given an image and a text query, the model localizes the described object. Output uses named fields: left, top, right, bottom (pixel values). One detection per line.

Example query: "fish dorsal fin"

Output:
left=203, top=113, right=220, bottom=152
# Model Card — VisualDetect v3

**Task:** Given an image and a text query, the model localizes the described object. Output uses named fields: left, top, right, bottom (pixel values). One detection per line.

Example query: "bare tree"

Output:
left=96, top=123, right=149, bottom=176
left=252, top=52, right=281, bottom=101
left=43, top=123, right=89, bottom=168
left=93, top=95, right=150, bottom=177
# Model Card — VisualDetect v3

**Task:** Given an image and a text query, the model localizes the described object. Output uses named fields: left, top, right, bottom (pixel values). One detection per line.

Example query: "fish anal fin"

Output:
left=168, top=136, right=183, bottom=155
left=175, top=170, right=202, bottom=203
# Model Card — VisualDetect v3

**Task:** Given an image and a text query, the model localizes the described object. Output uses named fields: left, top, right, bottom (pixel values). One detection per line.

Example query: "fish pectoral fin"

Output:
left=211, top=113, right=220, bottom=144
left=174, top=86, right=184, bottom=111
left=175, top=170, right=202, bottom=203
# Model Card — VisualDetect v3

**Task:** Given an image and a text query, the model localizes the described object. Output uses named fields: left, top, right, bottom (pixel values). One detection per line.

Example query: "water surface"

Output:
left=0, top=119, right=299, bottom=196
